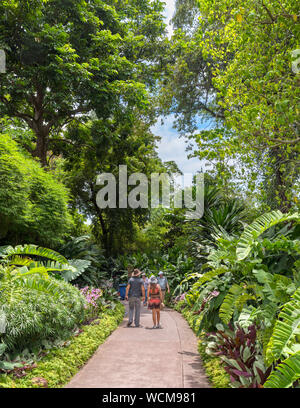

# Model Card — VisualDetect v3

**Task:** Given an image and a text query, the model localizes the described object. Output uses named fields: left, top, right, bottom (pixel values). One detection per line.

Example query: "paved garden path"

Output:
left=65, top=303, right=211, bottom=388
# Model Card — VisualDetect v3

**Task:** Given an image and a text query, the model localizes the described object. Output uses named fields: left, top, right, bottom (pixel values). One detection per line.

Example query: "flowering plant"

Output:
left=80, top=286, right=103, bottom=321
left=194, top=290, right=220, bottom=314
left=180, top=293, right=186, bottom=301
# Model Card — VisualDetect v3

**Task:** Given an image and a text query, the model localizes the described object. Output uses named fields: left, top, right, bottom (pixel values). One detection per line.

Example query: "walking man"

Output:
left=157, top=271, right=170, bottom=303
left=125, top=269, right=145, bottom=327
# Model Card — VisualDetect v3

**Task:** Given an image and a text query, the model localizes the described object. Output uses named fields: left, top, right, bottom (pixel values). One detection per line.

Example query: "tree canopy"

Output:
left=160, top=0, right=299, bottom=211
left=0, top=0, right=166, bottom=165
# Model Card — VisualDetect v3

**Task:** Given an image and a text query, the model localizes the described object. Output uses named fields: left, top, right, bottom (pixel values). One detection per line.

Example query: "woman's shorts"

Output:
left=148, top=298, right=161, bottom=310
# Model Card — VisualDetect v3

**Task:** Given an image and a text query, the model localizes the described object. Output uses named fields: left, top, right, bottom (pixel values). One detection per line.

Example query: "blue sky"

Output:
left=151, top=1, right=208, bottom=179
left=151, top=115, right=212, bottom=175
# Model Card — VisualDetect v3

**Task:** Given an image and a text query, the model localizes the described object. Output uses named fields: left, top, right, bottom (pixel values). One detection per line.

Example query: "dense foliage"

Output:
left=0, top=0, right=166, bottom=166
left=58, top=235, right=108, bottom=286
left=174, top=211, right=300, bottom=387
left=161, top=0, right=299, bottom=211
left=0, top=244, right=119, bottom=376
left=0, top=303, right=124, bottom=388
left=0, top=0, right=169, bottom=256
left=0, top=0, right=299, bottom=390
left=0, top=134, right=72, bottom=247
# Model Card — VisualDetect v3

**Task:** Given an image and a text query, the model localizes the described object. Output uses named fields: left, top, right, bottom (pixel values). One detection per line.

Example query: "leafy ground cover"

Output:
left=0, top=303, right=124, bottom=388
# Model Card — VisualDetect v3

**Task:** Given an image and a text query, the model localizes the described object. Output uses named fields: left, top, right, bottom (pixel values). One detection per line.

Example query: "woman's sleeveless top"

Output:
left=149, top=285, right=160, bottom=299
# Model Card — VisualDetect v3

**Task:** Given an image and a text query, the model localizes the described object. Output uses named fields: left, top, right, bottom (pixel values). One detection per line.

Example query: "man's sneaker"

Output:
left=156, top=324, right=161, bottom=329
left=127, top=322, right=132, bottom=327
left=152, top=325, right=157, bottom=329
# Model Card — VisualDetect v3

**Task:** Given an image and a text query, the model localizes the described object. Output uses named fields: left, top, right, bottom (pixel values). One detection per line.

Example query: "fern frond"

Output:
left=264, top=352, right=300, bottom=388
left=266, top=287, right=300, bottom=364
left=219, top=284, right=243, bottom=324
left=1, top=244, right=68, bottom=264
left=193, top=267, right=228, bottom=289
left=237, top=211, right=299, bottom=260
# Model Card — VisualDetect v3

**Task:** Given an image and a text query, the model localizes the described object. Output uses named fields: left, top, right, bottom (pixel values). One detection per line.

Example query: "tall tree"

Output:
left=161, top=0, right=299, bottom=210
left=0, top=0, right=166, bottom=165
left=60, top=113, right=165, bottom=256
left=197, top=0, right=299, bottom=211
left=159, top=3, right=224, bottom=135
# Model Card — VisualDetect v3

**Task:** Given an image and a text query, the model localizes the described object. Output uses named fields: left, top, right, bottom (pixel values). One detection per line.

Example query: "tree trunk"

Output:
left=275, top=166, right=292, bottom=213
left=266, top=146, right=292, bottom=213
left=90, top=183, right=110, bottom=255
left=32, top=127, right=49, bottom=167
left=24, top=84, right=49, bottom=166
left=97, top=208, right=110, bottom=255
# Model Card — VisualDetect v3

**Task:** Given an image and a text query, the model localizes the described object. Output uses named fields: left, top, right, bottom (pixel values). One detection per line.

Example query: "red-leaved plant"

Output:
left=205, top=322, right=272, bottom=388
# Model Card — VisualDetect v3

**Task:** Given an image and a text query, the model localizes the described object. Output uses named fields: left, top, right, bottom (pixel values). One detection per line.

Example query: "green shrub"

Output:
left=176, top=305, right=202, bottom=334
left=0, top=303, right=124, bottom=388
left=0, top=277, right=86, bottom=351
left=174, top=300, right=186, bottom=312
left=0, top=133, right=72, bottom=247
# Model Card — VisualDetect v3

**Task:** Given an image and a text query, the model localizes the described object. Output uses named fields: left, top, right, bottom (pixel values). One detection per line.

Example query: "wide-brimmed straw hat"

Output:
left=132, top=268, right=141, bottom=276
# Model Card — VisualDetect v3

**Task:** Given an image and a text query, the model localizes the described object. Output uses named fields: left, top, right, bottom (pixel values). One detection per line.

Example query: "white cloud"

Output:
left=162, top=0, right=176, bottom=37
left=162, top=0, right=176, bottom=19
left=151, top=115, right=210, bottom=184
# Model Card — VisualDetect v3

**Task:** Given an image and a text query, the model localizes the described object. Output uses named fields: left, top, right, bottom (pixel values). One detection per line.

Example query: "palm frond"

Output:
left=60, top=259, right=91, bottom=282
left=266, top=287, right=300, bottom=364
left=237, top=211, right=299, bottom=261
left=14, top=276, right=67, bottom=299
left=219, top=284, right=243, bottom=324
left=193, top=266, right=228, bottom=289
left=264, top=352, right=300, bottom=388
left=1, top=244, right=68, bottom=264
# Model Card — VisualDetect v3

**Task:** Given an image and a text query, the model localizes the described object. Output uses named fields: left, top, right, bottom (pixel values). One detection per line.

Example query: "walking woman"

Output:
left=147, top=275, right=163, bottom=329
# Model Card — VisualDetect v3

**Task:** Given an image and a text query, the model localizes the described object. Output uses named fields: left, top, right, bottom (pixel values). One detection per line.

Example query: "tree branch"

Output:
left=261, top=1, right=275, bottom=22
